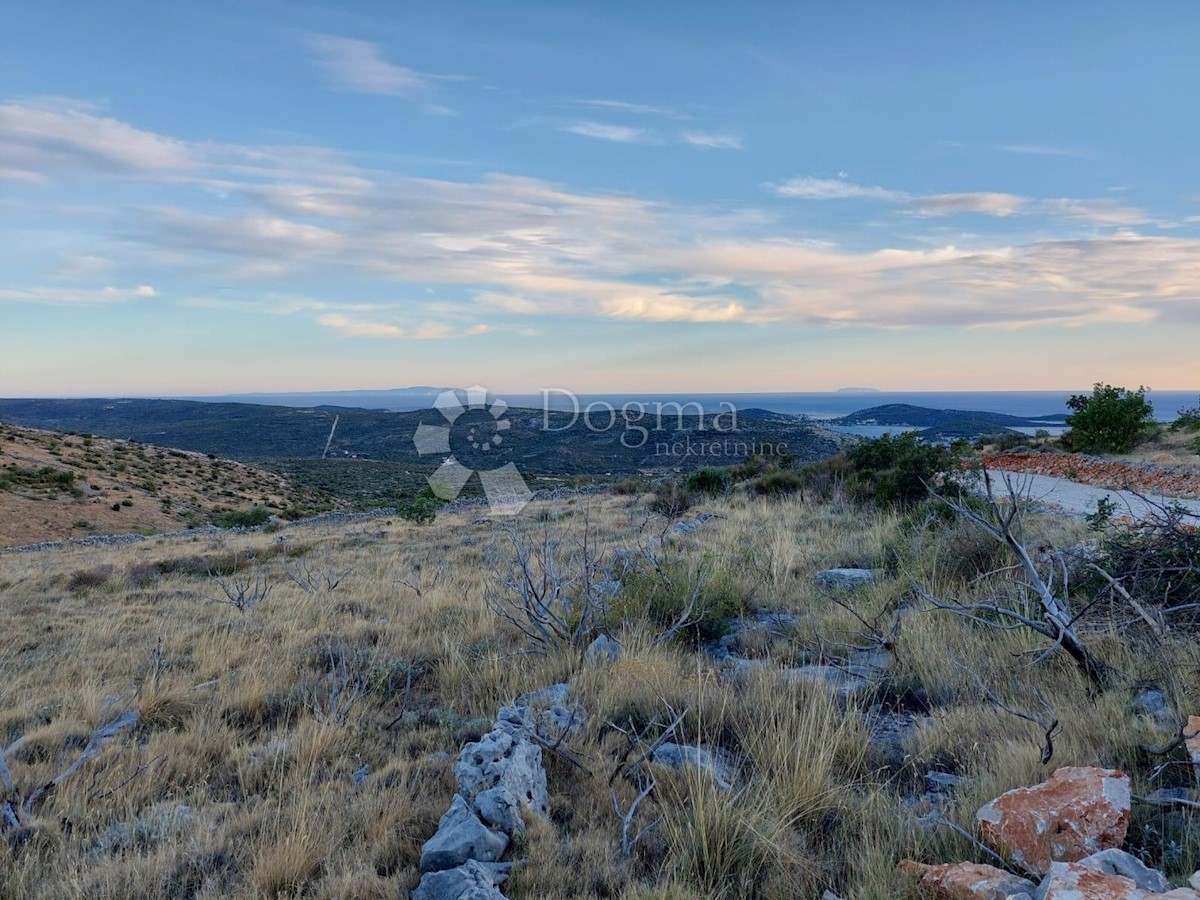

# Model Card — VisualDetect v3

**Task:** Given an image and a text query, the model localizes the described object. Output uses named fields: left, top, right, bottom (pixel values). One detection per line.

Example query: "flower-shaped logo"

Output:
left=412, top=386, right=532, bottom=515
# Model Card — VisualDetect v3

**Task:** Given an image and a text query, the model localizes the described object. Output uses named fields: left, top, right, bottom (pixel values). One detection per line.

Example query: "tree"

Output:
left=1064, top=383, right=1154, bottom=453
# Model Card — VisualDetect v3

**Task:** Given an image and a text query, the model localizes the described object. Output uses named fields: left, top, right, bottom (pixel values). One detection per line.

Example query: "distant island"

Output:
left=835, top=387, right=882, bottom=393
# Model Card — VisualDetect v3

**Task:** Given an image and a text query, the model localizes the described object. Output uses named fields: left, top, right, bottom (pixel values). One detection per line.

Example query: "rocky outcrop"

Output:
left=975, top=767, right=1130, bottom=873
left=900, top=860, right=1037, bottom=899
left=420, top=795, right=509, bottom=872
left=414, top=695, right=565, bottom=898
left=411, top=859, right=509, bottom=900
left=1039, top=861, right=1199, bottom=899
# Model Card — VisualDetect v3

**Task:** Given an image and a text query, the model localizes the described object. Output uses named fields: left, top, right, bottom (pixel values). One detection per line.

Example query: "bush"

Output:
left=845, top=432, right=958, bottom=509
left=68, top=565, right=113, bottom=593
left=650, top=482, right=694, bottom=519
left=394, top=492, right=442, bottom=525
left=750, top=470, right=804, bottom=496
left=686, top=467, right=734, bottom=496
left=1170, top=397, right=1200, bottom=432
left=610, top=477, right=645, bottom=496
left=212, top=506, right=272, bottom=529
left=1064, top=383, right=1155, bottom=453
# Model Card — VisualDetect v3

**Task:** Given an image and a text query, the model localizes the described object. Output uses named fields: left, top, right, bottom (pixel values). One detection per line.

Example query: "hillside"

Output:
left=0, top=398, right=841, bottom=484
left=0, top=424, right=334, bottom=547
left=0, top=483, right=1196, bottom=897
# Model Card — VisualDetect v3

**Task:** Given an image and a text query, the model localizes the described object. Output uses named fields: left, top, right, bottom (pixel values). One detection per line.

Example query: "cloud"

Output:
left=910, top=192, right=1026, bottom=217
left=769, top=177, right=904, bottom=201
left=306, top=35, right=432, bottom=96
left=5, top=101, right=1197, bottom=335
left=681, top=130, right=744, bottom=150
left=576, top=99, right=687, bottom=119
left=316, top=313, right=406, bottom=337
left=561, top=121, right=649, bottom=144
left=1000, top=144, right=1087, bottom=158
left=0, top=284, right=155, bottom=305
left=0, top=100, right=189, bottom=180
left=1041, top=198, right=1149, bottom=225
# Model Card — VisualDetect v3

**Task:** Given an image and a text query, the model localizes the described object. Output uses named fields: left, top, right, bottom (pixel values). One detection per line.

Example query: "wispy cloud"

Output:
left=769, top=177, right=903, bottom=201
left=910, top=192, right=1026, bottom=217
left=0, top=284, right=156, bottom=305
left=306, top=35, right=463, bottom=100
left=577, top=99, right=686, bottom=119
left=561, top=120, right=649, bottom=144
left=5, top=100, right=1197, bottom=333
left=681, top=130, right=744, bottom=150
left=999, top=144, right=1087, bottom=158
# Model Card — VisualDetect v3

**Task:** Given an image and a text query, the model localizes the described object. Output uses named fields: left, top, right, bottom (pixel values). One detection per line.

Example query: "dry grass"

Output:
left=1, top=489, right=1197, bottom=897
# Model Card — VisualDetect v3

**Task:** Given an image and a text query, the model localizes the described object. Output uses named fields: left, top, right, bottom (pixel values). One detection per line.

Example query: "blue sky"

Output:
left=2, top=0, right=1198, bottom=395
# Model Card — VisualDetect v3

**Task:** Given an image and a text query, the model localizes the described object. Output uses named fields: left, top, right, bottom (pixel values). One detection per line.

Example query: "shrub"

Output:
left=649, top=482, right=694, bottom=519
left=750, top=470, right=804, bottom=496
left=1064, top=383, right=1155, bottom=453
left=844, top=432, right=959, bottom=509
left=686, top=467, right=735, bottom=496
left=610, top=477, right=645, bottom=495
left=1170, top=398, right=1200, bottom=432
left=68, top=565, right=113, bottom=593
left=212, top=506, right=272, bottom=529
left=394, top=490, right=443, bottom=525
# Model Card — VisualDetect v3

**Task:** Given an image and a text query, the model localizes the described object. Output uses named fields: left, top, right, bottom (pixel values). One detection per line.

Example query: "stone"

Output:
left=899, top=859, right=1037, bottom=899
left=1075, top=849, right=1171, bottom=892
left=517, top=682, right=571, bottom=708
left=976, top=767, right=1131, bottom=874
left=351, top=764, right=370, bottom=788
left=814, top=568, right=875, bottom=590
left=411, top=859, right=510, bottom=900
left=454, top=727, right=549, bottom=818
left=672, top=513, right=714, bottom=535
left=1038, top=861, right=1199, bottom=899
left=781, top=664, right=870, bottom=701
left=583, top=634, right=622, bottom=665
left=537, top=703, right=584, bottom=741
left=472, top=786, right=525, bottom=835
left=1131, top=689, right=1176, bottom=729
left=652, top=743, right=734, bottom=790
left=1185, top=716, right=1200, bottom=780
left=419, top=795, right=509, bottom=873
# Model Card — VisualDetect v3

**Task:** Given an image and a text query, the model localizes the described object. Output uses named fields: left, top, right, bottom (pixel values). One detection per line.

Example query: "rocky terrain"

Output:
left=0, top=479, right=1196, bottom=897
left=0, top=424, right=333, bottom=547
left=984, top=452, right=1200, bottom=501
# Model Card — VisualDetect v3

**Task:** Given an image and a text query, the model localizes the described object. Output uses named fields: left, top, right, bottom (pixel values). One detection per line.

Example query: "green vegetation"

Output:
left=1171, top=397, right=1200, bottom=432
left=0, top=464, right=77, bottom=493
left=1064, top=382, right=1155, bottom=453
left=685, top=466, right=735, bottom=496
left=843, top=431, right=961, bottom=508
left=211, top=506, right=272, bottom=529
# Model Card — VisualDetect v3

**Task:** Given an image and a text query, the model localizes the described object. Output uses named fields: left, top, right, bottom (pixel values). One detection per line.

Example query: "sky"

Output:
left=2, top=0, right=1198, bottom=396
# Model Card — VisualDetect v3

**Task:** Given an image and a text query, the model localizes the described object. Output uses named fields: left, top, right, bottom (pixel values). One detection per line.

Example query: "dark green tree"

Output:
left=1064, top=383, right=1154, bottom=453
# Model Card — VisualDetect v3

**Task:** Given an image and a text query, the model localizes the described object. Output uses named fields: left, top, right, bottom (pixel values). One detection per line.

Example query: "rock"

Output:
left=976, top=767, right=1131, bottom=874
left=814, top=568, right=875, bottom=590
left=1191, top=873, right=1200, bottom=891
left=583, top=634, right=622, bottom=665
left=1038, top=861, right=1199, bottom=899
left=781, top=664, right=870, bottom=701
left=517, top=683, right=571, bottom=708
left=454, top=726, right=549, bottom=818
left=412, top=859, right=510, bottom=900
left=672, top=513, right=713, bottom=535
left=351, top=764, right=370, bottom=788
left=1075, top=849, right=1170, bottom=892
left=472, top=786, right=525, bottom=835
left=537, top=704, right=584, bottom=741
left=899, top=859, right=1037, bottom=898
left=651, top=743, right=734, bottom=790
left=1185, top=716, right=1200, bottom=780
left=419, top=795, right=509, bottom=873
left=1131, top=689, right=1176, bottom=729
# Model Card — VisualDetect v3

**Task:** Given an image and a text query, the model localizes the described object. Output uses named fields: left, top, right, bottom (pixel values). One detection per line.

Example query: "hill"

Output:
left=832, top=403, right=1064, bottom=430
left=0, top=424, right=334, bottom=547
left=0, top=399, right=840, bottom=505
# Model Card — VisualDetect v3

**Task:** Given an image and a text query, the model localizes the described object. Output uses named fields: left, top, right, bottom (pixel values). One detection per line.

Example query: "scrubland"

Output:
left=0, top=484, right=1197, bottom=898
